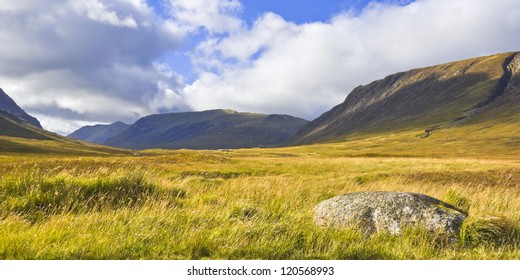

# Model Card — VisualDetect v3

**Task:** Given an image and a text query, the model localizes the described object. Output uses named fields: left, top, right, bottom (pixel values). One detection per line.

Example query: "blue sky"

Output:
left=241, top=0, right=365, bottom=24
left=0, top=0, right=518, bottom=135
left=153, top=0, right=416, bottom=84
left=152, top=0, right=382, bottom=82
left=240, top=0, right=416, bottom=24
left=148, top=0, right=376, bottom=24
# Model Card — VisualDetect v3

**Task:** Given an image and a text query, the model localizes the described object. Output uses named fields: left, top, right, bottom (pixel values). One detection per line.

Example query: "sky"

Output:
left=0, top=0, right=519, bottom=135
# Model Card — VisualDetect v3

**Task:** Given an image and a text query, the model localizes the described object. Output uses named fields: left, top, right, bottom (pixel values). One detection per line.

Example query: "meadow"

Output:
left=1, top=128, right=520, bottom=259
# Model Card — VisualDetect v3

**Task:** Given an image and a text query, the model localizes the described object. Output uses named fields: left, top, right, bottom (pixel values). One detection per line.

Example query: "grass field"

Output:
left=1, top=127, right=520, bottom=259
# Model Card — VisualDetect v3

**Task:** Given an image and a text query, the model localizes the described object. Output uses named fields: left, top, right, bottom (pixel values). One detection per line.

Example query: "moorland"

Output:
left=1, top=51, right=520, bottom=259
left=1, top=127, right=520, bottom=259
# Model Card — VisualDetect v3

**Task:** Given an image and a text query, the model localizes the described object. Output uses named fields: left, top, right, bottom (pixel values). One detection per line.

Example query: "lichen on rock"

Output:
left=315, top=191, right=467, bottom=237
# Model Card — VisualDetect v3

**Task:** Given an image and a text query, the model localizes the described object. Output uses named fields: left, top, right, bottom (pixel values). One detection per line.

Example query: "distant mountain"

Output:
left=290, top=51, right=520, bottom=144
left=0, top=88, right=42, bottom=128
left=68, top=121, right=130, bottom=144
left=104, top=109, right=308, bottom=150
left=0, top=109, right=128, bottom=155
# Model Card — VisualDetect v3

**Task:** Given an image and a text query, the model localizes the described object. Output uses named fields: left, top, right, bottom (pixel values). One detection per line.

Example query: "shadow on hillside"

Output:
left=295, top=70, right=501, bottom=144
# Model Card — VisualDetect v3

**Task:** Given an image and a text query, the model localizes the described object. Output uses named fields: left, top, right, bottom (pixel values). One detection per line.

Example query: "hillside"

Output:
left=0, top=109, right=128, bottom=155
left=68, top=121, right=130, bottom=144
left=0, top=110, right=51, bottom=140
left=0, top=88, right=42, bottom=128
left=104, top=109, right=308, bottom=150
left=291, top=52, right=520, bottom=145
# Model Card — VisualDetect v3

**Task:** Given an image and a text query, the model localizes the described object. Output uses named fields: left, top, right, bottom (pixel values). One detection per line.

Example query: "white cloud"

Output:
left=0, top=0, right=193, bottom=134
left=71, top=0, right=138, bottom=28
left=0, top=0, right=258, bottom=134
left=182, top=0, right=520, bottom=120
left=167, top=0, right=243, bottom=33
left=0, top=0, right=48, bottom=13
left=216, top=13, right=299, bottom=62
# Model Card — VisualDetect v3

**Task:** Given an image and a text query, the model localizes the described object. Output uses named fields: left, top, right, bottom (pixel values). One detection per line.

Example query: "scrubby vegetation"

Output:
left=1, top=141, right=520, bottom=259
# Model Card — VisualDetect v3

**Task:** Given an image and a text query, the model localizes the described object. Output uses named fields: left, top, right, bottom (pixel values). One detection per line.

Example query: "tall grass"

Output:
left=0, top=167, right=184, bottom=222
left=1, top=151, right=520, bottom=259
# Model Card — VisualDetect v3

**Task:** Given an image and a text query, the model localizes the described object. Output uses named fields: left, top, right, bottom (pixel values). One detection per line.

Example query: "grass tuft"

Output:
left=0, top=168, right=184, bottom=223
left=443, top=189, right=471, bottom=213
left=230, top=204, right=261, bottom=220
left=460, top=216, right=520, bottom=248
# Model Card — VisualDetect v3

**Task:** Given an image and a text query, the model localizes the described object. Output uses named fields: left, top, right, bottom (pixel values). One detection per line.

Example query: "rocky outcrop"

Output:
left=315, top=191, right=467, bottom=236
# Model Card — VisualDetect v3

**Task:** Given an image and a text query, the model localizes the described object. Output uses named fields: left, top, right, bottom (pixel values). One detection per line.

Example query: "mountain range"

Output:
left=95, top=110, right=307, bottom=149
left=2, top=51, right=520, bottom=153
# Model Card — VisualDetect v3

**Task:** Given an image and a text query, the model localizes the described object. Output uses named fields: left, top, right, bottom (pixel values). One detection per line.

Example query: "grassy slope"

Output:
left=0, top=88, right=42, bottom=128
left=283, top=121, right=520, bottom=160
left=0, top=112, right=131, bottom=156
left=0, top=136, right=131, bottom=156
left=0, top=111, right=51, bottom=140
left=0, top=134, right=519, bottom=259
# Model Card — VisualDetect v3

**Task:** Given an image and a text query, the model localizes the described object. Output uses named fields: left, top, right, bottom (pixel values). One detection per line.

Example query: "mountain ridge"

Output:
left=0, top=110, right=52, bottom=140
left=0, top=93, right=129, bottom=155
left=103, top=109, right=308, bottom=150
left=290, top=51, right=520, bottom=145
left=68, top=121, right=131, bottom=144
left=0, top=88, right=42, bottom=128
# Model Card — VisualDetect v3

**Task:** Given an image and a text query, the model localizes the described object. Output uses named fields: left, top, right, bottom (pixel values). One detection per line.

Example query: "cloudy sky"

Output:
left=0, top=0, right=519, bottom=135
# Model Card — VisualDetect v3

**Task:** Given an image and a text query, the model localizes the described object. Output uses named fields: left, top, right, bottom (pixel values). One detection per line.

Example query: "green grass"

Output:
left=1, top=140, right=520, bottom=259
left=0, top=167, right=186, bottom=223
left=2, top=115, right=520, bottom=259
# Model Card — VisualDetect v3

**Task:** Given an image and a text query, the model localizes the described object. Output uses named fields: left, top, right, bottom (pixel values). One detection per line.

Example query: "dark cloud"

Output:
left=0, top=0, right=188, bottom=134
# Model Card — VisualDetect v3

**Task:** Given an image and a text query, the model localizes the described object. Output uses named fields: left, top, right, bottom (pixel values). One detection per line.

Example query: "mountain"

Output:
left=291, top=51, right=520, bottom=145
left=0, top=88, right=42, bottom=128
left=0, top=110, right=51, bottom=140
left=104, top=109, right=308, bottom=150
left=0, top=109, right=128, bottom=155
left=68, top=121, right=130, bottom=144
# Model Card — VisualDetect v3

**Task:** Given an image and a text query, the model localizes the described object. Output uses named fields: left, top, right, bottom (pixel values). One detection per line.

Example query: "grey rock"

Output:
left=315, top=191, right=467, bottom=236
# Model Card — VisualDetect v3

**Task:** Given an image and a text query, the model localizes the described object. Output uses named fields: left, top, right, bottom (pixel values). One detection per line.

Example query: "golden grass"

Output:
left=1, top=143, right=519, bottom=259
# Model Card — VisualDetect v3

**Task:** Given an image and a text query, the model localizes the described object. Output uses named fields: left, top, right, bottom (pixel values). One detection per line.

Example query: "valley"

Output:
left=1, top=130, right=520, bottom=259
left=1, top=52, right=520, bottom=259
